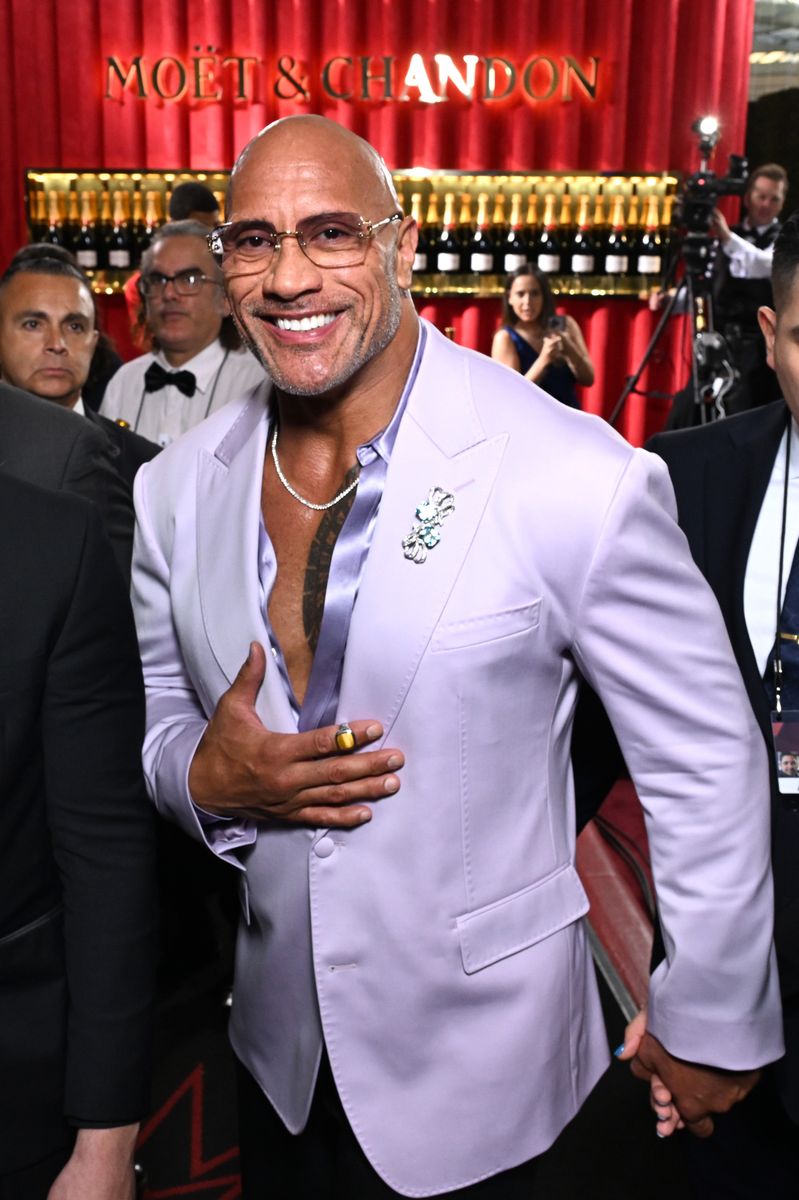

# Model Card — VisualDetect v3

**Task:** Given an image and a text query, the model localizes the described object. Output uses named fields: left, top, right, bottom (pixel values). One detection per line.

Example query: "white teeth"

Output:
left=274, top=313, right=336, bottom=332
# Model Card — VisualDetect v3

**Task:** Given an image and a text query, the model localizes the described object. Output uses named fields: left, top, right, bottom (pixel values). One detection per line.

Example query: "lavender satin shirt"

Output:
left=258, top=325, right=426, bottom=732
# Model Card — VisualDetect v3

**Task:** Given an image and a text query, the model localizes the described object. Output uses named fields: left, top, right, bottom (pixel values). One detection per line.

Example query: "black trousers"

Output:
left=682, top=1069, right=799, bottom=1200
left=0, top=1146, right=71, bottom=1200
left=236, top=1054, right=540, bottom=1199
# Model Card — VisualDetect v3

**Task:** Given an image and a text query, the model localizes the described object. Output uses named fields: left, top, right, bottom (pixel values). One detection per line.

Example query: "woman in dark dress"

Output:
left=491, top=263, right=594, bottom=407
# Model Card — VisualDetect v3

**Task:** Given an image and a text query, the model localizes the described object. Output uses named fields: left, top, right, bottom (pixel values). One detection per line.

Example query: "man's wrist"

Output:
left=71, top=1124, right=139, bottom=1164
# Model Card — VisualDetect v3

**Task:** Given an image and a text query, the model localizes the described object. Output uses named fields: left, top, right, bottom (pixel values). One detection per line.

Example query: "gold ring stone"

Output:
left=335, top=723, right=356, bottom=753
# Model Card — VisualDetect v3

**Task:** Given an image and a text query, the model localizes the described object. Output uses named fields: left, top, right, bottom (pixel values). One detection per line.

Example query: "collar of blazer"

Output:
left=195, top=321, right=507, bottom=743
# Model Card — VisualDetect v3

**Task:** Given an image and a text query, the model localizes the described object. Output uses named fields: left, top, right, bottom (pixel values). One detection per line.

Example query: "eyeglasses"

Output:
left=207, top=211, right=403, bottom=273
left=139, top=269, right=222, bottom=297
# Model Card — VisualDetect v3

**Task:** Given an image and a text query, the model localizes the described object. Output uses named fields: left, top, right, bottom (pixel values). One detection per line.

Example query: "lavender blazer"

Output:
left=132, top=320, right=783, bottom=1197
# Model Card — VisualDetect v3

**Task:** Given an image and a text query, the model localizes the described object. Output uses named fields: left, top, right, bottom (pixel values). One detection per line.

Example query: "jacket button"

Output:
left=313, top=836, right=335, bottom=859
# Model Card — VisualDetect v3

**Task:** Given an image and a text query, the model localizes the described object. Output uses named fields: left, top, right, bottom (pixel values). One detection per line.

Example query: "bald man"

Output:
left=131, top=116, right=783, bottom=1198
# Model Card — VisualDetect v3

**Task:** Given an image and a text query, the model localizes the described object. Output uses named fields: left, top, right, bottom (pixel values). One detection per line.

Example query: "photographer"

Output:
left=491, top=264, right=594, bottom=407
left=712, top=163, right=788, bottom=412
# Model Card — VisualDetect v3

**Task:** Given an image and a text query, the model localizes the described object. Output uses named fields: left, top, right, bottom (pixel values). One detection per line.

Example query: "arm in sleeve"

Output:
left=571, top=449, right=784, bottom=1070
left=60, top=419, right=135, bottom=585
left=42, top=503, right=157, bottom=1125
left=722, top=230, right=775, bottom=280
left=132, top=464, right=256, bottom=864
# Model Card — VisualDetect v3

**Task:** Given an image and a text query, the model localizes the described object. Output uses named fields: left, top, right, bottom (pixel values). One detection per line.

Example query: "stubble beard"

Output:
left=230, top=256, right=403, bottom=398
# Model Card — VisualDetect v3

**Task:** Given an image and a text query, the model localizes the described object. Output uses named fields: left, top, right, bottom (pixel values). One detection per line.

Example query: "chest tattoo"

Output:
left=302, top=465, right=360, bottom=652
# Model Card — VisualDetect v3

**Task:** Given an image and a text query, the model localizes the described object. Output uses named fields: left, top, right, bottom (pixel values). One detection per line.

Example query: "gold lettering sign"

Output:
left=104, top=52, right=601, bottom=106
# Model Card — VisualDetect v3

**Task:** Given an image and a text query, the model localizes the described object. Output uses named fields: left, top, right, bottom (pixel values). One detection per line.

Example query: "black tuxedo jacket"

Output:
left=0, top=382, right=135, bottom=579
left=84, top=405, right=159, bottom=490
left=0, top=473, right=157, bottom=1174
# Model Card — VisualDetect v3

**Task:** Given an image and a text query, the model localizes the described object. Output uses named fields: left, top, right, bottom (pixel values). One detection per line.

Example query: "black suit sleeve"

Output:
left=59, top=418, right=135, bottom=585
left=42, top=503, right=157, bottom=1125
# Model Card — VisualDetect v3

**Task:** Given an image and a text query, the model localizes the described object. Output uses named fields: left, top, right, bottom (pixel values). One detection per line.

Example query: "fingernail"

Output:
left=365, top=724, right=382, bottom=740
left=357, top=809, right=371, bottom=823
left=656, top=1114, right=670, bottom=1122
left=246, top=643, right=253, bottom=664
left=386, top=754, right=402, bottom=769
left=384, top=777, right=399, bottom=793
left=613, top=1043, right=625, bottom=1058
left=656, top=1130, right=666, bottom=1139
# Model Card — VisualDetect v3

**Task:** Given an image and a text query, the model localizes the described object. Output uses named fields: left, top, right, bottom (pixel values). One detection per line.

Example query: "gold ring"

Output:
left=335, top=722, right=356, bottom=753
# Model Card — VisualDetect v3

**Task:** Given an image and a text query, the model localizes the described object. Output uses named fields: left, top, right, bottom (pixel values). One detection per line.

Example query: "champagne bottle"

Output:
left=74, top=191, right=99, bottom=270
left=591, top=193, right=607, bottom=272
left=27, top=184, right=45, bottom=242
left=424, top=192, right=441, bottom=262
left=525, top=193, right=540, bottom=249
left=501, top=193, right=529, bottom=274
left=558, top=193, right=573, bottom=271
left=96, top=190, right=113, bottom=269
left=435, top=192, right=462, bottom=273
left=43, top=191, right=64, bottom=246
left=660, top=194, right=676, bottom=263
left=107, top=190, right=132, bottom=269
left=535, top=194, right=561, bottom=274
left=410, top=193, right=430, bottom=273
left=468, top=192, right=495, bottom=274
left=604, top=195, right=630, bottom=276
left=491, top=192, right=507, bottom=240
left=63, top=187, right=80, bottom=253
left=144, top=191, right=163, bottom=243
left=35, top=190, right=47, bottom=242
left=636, top=194, right=663, bottom=278
left=570, top=194, right=597, bottom=275
left=457, top=193, right=474, bottom=255
left=130, top=190, right=148, bottom=266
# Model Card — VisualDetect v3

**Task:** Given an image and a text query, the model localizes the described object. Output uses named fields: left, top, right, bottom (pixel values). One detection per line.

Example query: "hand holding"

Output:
left=616, top=1010, right=683, bottom=1137
left=711, top=207, right=732, bottom=243
left=188, top=642, right=404, bottom=827
left=539, top=333, right=562, bottom=365
left=630, top=1030, right=760, bottom=1137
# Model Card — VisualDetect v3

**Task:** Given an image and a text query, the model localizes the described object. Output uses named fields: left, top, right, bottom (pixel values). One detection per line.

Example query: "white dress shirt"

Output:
left=100, top=339, right=268, bottom=447
left=722, top=220, right=778, bottom=281
left=744, top=417, right=799, bottom=675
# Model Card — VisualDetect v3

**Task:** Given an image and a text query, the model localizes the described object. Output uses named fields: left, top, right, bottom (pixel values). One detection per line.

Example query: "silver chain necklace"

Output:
left=270, top=426, right=359, bottom=511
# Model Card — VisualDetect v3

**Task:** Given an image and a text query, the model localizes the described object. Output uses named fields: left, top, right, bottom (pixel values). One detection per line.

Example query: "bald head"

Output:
left=228, top=116, right=400, bottom=215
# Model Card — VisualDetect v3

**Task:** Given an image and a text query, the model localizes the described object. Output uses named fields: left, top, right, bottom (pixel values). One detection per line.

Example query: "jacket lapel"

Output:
left=704, top=401, right=788, bottom=734
left=196, top=391, right=298, bottom=734
left=338, top=326, right=507, bottom=736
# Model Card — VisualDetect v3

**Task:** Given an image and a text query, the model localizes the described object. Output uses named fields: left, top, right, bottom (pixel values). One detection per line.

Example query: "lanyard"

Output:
left=132, top=348, right=230, bottom=434
left=773, top=414, right=794, bottom=714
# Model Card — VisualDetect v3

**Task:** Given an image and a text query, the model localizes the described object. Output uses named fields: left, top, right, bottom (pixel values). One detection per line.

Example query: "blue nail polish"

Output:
left=613, top=1043, right=625, bottom=1057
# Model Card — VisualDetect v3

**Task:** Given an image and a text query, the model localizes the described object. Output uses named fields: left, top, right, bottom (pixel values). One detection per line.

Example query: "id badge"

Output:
left=770, top=710, right=799, bottom=793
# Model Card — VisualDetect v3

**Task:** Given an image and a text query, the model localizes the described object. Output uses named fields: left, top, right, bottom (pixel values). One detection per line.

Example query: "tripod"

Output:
left=607, top=240, right=739, bottom=431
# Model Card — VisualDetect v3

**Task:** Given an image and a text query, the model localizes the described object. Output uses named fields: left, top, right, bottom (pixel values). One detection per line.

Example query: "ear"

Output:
left=394, top=216, right=418, bottom=292
left=757, top=305, right=777, bottom=371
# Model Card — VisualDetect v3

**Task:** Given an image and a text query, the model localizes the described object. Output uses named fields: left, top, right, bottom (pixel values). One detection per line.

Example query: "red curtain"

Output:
left=0, top=0, right=753, bottom=440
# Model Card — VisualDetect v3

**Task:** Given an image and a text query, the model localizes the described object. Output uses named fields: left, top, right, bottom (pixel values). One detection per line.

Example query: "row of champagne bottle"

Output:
left=28, top=182, right=674, bottom=280
left=410, top=190, right=674, bottom=279
left=26, top=187, right=226, bottom=271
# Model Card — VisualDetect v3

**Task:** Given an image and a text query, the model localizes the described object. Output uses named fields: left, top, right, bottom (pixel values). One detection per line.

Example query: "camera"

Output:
left=547, top=315, right=566, bottom=333
left=671, top=117, right=748, bottom=282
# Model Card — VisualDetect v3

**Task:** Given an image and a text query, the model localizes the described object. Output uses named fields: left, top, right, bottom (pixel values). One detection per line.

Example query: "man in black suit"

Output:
left=0, top=256, right=158, bottom=491
left=0, top=471, right=157, bottom=1199
left=582, top=214, right=799, bottom=1196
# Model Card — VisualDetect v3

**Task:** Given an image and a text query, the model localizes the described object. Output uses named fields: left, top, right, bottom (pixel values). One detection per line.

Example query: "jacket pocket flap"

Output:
left=431, top=600, right=541, bottom=652
left=456, top=864, right=589, bottom=974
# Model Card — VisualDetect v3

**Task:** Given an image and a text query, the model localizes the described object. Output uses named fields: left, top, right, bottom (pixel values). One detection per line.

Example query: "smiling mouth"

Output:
left=271, top=313, right=338, bottom=332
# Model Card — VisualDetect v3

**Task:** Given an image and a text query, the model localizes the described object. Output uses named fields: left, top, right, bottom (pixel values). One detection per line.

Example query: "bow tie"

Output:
left=143, top=361, right=197, bottom=397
